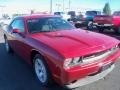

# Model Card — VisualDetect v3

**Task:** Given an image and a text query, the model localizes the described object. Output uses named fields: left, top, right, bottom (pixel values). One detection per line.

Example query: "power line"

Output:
left=63, top=0, right=65, bottom=12
left=69, top=0, right=71, bottom=10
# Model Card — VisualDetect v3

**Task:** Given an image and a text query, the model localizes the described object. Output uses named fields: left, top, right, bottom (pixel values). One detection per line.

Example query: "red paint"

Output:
left=94, top=12, right=120, bottom=29
left=4, top=14, right=120, bottom=85
left=94, top=15, right=113, bottom=24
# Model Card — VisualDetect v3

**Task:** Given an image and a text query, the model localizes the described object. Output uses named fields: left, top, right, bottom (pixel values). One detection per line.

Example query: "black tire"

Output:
left=87, top=21, right=94, bottom=30
left=97, top=27, right=104, bottom=33
left=75, top=23, right=81, bottom=28
left=33, top=54, right=53, bottom=87
left=4, top=38, right=13, bottom=53
left=114, top=26, right=120, bottom=34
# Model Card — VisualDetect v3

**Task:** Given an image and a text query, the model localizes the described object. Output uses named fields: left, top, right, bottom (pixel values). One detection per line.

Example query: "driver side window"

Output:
left=11, top=19, right=25, bottom=33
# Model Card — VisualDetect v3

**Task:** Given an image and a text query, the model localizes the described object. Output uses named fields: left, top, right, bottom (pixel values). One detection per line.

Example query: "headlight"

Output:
left=64, top=57, right=82, bottom=69
left=64, top=58, right=72, bottom=68
left=73, top=57, right=81, bottom=64
left=111, top=44, right=119, bottom=51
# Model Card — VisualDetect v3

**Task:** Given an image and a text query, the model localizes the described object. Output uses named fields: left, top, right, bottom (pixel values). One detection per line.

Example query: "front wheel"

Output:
left=33, top=54, right=52, bottom=87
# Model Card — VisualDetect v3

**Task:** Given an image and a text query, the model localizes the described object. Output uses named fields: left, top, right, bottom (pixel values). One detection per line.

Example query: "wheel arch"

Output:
left=30, top=49, right=41, bottom=65
left=30, top=49, right=49, bottom=65
left=30, top=49, right=62, bottom=84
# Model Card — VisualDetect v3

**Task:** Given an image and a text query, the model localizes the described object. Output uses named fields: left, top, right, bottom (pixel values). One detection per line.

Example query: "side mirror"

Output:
left=12, top=28, right=20, bottom=33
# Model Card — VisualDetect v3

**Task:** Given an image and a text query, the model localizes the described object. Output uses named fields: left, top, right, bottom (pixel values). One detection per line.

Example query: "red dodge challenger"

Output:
left=3, top=14, right=120, bottom=88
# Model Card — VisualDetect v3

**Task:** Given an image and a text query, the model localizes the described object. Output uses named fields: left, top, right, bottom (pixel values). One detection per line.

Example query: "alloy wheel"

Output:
left=34, top=58, right=47, bottom=83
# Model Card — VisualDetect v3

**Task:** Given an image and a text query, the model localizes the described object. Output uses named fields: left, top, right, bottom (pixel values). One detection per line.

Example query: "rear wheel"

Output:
left=33, top=54, right=52, bottom=87
left=4, top=38, right=13, bottom=53
left=97, top=27, right=104, bottom=33
left=114, top=26, right=120, bottom=34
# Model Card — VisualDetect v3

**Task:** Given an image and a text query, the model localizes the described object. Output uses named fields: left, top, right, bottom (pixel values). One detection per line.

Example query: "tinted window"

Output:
left=54, top=12, right=64, bottom=15
left=11, top=19, right=25, bottom=32
left=86, top=11, right=101, bottom=16
left=113, top=11, right=120, bottom=16
left=68, top=11, right=76, bottom=16
left=27, top=17, right=75, bottom=33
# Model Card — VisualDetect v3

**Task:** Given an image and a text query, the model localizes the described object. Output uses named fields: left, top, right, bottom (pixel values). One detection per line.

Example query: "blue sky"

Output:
left=0, top=0, right=119, bottom=13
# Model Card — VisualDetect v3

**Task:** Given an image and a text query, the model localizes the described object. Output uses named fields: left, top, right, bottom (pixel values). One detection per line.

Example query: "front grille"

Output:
left=82, top=46, right=119, bottom=64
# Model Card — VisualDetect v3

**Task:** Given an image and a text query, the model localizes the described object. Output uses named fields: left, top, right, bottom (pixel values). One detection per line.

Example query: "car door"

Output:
left=10, top=18, right=29, bottom=59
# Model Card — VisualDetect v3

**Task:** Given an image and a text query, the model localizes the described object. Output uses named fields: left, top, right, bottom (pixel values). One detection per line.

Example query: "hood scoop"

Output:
left=44, top=33, right=64, bottom=38
left=44, top=32, right=91, bottom=46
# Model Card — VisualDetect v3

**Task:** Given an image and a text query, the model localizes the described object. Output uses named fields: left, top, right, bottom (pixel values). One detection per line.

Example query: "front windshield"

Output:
left=27, top=17, right=75, bottom=33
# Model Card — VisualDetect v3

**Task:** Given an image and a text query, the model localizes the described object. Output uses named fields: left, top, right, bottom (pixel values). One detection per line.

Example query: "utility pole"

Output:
left=63, top=0, right=65, bottom=12
left=0, top=5, right=5, bottom=17
left=56, top=3, right=61, bottom=12
left=50, top=0, right=53, bottom=14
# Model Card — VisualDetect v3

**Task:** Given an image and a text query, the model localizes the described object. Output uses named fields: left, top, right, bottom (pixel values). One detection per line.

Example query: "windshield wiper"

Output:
left=30, top=30, right=51, bottom=34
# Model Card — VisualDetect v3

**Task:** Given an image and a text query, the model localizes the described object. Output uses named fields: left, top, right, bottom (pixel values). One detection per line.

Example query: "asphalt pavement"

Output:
left=0, top=28, right=120, bottom=90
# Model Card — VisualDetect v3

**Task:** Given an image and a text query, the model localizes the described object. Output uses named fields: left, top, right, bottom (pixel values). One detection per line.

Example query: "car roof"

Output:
left=15, top=14, right=61, bottom=20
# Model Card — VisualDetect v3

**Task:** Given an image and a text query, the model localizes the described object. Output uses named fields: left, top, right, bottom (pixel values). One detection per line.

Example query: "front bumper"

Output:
left=66, top=64, right=115, bottom=89
left=94, top=23, right=114, bottom=28
left=60, top=49, right=120, bottom=88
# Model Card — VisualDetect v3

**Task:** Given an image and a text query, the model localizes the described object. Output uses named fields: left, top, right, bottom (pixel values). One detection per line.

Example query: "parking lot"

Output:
left=0, top=28, right=120, bottom=90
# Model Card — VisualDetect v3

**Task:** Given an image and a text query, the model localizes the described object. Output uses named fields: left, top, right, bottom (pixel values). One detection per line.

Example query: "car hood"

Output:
left=31, top=29, right=119, bottom=58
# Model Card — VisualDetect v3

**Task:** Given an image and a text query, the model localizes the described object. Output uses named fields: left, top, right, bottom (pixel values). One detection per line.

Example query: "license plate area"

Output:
left=101, top=63, right=113, bottom=71
left=104, top=24, right=112, bottom=26
left=89, top=63, right=113, bottom=76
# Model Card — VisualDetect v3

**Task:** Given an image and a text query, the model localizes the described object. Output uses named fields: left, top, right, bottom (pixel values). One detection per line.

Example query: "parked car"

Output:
left=94, top=11, right=120, bottom=33
left=0, top=18, right=12, bottom=26
left=3, top=14, right=120, bottom=89
left=67, top=11, right=86, bottom=28
left=54, top=12, right=70, bottom=20
left=54, top=12, right=64, bottom=15
left=84, top=11, right=101, bottom=29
